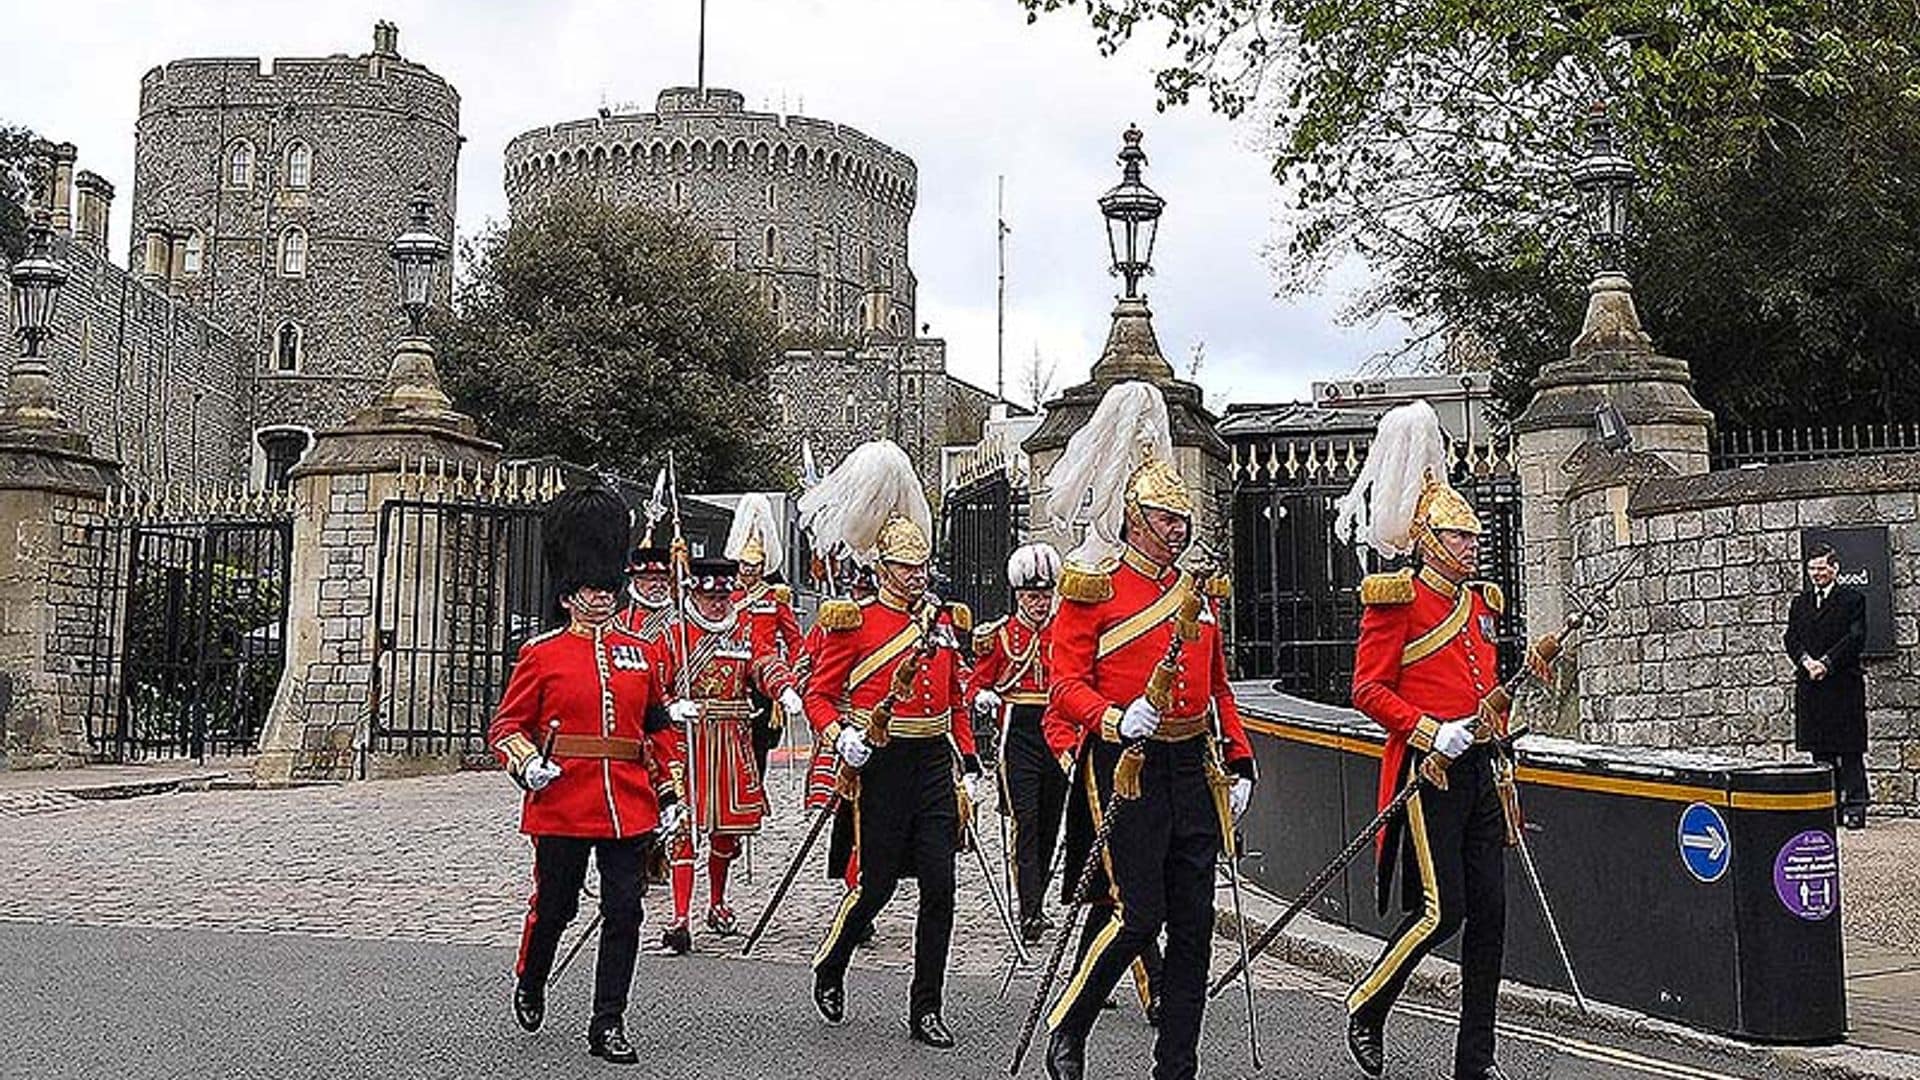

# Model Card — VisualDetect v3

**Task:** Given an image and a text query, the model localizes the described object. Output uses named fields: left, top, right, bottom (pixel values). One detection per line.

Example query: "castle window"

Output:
left=765, top=226, right=778, bottom=263
left=258, top=428, right=313, bottom=492
left=766, top=183, right=776, bottom=211
left=673, top=180, right=685, bottom=209
left=183, top=230, right=205, bottom=275
left=285, top=142, right=313, bottom=189
left=842, top=394, right=858, bottom=427
left=278, top=227, right=307, bottom=277
left=226, top=140, right=255, bottom=188
left=904, top=375, right=919, bottom=397
left=274, top=321, right=303, bottom=372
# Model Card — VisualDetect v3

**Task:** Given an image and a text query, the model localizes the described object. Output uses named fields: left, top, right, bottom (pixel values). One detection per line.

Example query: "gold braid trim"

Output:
left=770, top=583, right=793, bottom=605
left=1203, top=573, right=1232, bottom=600
left=946, top=601, right=974, bottom=634
left=1058, top=561, right=1115, bottom=604
left=1360, top=569, right=1415, bottom=606
left=817, top=598, right=863, bottom=631
left=1474, top=581, right=1506, bottom=613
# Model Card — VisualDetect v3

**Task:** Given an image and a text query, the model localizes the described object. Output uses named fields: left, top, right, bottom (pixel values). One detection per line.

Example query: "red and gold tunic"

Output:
left=1042, top=548, right=1253, bottom=772
left=488, top=623, right=679, bottom=839
left=654, top=611, right=796, bottom=835
left=1351, top=565, right=1504, bottom=818
left=802, top=593, right=978, bottom=764
left=733, top=581, right=804, bottom=662
left=965, top=613, right=1051, bottom=709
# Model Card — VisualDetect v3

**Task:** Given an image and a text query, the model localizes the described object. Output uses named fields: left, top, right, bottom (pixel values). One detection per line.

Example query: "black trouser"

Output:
left=1349, top=746, right=1506, bottom=1077
left=1050, top=737, right=1220, bottom=1080
left=749, top=689, right=777, bottom=782
left=1813, top=752, right=1869, bottom=813
left=1001, top=703, right=1069, bottom=924
left=813, top=735, right=958, bottom=1020
left=1077, top=902, right=1164, bottom=1010
left=515, top=833, right=651, bottom=1033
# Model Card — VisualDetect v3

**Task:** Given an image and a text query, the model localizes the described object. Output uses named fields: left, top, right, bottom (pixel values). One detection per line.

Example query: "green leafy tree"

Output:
left=1020, top=1, right=1920, bottom=426
left=436, top=195, right=791, bottom=491
left=0, top=123, right=46, bottom=262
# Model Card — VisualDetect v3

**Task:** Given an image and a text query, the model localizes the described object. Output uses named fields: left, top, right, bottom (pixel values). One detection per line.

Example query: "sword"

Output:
left=741, top=790, right=837, bottom=955
left=966, top=810, right=1031, bottom=968
left=1500, top=749, right=1590, bottom=1015
left=1221, top=829, right=1263, bottom=1071
left=550, top=911, right=602, bottom=984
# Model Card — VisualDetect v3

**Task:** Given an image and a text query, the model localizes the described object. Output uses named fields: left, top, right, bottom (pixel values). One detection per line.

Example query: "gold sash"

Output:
left=1095, top=571, right=1192, bottom=660
left=1401, top=590, right=1471, bottom=667
left=847, top=619, right=923, bottom=691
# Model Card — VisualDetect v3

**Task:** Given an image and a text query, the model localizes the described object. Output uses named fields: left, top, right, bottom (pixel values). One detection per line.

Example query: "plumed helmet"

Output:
left=1043, top=381, right=1184, bottom=565
left=1007, top=542, right=1063, bottom=590
left=725, top=492, right=784, bottom=569
left=796, top=440, right=932, bottom=568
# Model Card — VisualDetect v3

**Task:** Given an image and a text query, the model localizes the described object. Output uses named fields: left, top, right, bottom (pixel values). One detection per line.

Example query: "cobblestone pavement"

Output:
left=1843, top=815, right=1920, bottom=956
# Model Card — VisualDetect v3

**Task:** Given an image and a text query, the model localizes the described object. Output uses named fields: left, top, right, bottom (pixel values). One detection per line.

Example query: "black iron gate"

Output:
left=940, top=471, right=1028, bottom=625
left=81, top=514, right=293, bottom=762
left=369, top=497, right=549, bottom=759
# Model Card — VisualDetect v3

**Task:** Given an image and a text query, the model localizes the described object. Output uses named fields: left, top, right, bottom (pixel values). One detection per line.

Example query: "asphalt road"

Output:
left=0, top=920, right=1777, bottom=1080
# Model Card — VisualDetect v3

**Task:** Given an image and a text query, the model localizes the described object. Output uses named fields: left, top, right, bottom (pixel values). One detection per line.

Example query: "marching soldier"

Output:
left=488, top=485, right=696, bottom=1065
left=1039, top=382, right=1256, bottom=1080
left=653, top=557, right=805, bottom=953
left=619, top=542, right=675, bottom=640
left=1334, top=400, right=1511, bottom=1080
left=798, top=440, right=983, bottom=1049
left=728, top=493, right=805, bottom=780
left=967, top=542, right=1067, bottom=944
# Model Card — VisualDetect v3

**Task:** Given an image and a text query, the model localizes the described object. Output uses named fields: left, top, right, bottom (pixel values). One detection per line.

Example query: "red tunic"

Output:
left=653, top=612, right=794, bottom=835
left=802, top=594, right=978, bottom=762
left=488, top=623, right=679, bottom=839
left=733, top=583, right=804, bottom=661
left=1042, top=549, right=1253, bottom=770
left=1350, top=567, right=1503, bottom=817
left=965, top=613, right=1051, bottom=708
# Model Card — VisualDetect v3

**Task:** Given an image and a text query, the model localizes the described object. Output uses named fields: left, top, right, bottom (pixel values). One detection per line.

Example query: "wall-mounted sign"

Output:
left=1799, top=526, right=1894, bottom=659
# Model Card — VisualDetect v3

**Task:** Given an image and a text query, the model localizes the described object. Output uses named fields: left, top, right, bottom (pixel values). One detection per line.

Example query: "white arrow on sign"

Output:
left=1682, top=824, right=1729, bottom=862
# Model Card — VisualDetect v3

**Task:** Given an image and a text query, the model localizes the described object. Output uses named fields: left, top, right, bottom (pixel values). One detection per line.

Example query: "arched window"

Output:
left=765, top=183, right=777, bottom=211
left=182, top=230, right=205, bottom=275
left=764, top=226, right=778, bottom=262
left=278, top=227, right=307, bottom=277
left=274, top=321, right=303, bottom=372
left=284, top=141, right=312, bottom=189
left=842, top=393, right=858, bottom=427
left=227, top=140, right=255, bottom=188
left=672, top=180, right=685, bottom=209
left=257, top=427, right=313, bottom=492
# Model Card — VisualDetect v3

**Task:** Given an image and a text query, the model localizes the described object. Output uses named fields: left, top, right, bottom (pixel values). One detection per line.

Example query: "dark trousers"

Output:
left=1077, top=902, right=1164, bottom=1010
left=1050, top=737, right=1220, bottom=1080
left=1001, top=704, right=1069, bottom=923
left=1814, top=752, right=1870, bottom=812
left=813, top=736, right=958, bottom=1019
left=514, top=833, right=651, bottom=1032
left=749, top=689, right=777, bottom=782
left=1349, top=748, right=1506, bottom=1077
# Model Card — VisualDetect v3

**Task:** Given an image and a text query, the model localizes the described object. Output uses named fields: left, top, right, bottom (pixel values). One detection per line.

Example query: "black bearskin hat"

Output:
left=543, top=485, right=630, bottom=606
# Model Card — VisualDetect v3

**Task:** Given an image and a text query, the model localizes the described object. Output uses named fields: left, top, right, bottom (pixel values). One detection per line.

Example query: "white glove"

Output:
left=1119, top=697, right=1161, bottom=740
left=1433, top=719, right=1474, bottom=758
left=668, top=699, right=701, bottom=726
left=962, top=773, right=982, bottom=805
left=973, top=689, right=1003, bottom=714
left=521, top=757, right=562, bottom=792
left=836, top=725, right=872, bottom=769
left=1230, top=777, right=1254, bottom=820
left=780, top=687, right=805, bottom=718
left=656, top=800, right=689, bottom=838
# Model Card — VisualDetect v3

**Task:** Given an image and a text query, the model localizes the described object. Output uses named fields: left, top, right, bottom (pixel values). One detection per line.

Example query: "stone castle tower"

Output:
left=127, top=21, right=461, bottom=483
left=504, top=87, right=916, bottom=340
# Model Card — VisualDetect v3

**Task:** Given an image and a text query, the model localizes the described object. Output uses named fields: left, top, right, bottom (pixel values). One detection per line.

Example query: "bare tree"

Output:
left=1019, top=344, right=1057, bottom=411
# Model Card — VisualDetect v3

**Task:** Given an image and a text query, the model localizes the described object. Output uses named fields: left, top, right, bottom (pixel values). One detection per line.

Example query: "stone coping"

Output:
left=1628, top=452, right=1920, bottom=516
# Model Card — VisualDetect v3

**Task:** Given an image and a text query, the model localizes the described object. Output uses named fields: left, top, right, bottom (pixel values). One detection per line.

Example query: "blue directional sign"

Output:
left=1678, top=802, right=1731, bottom=884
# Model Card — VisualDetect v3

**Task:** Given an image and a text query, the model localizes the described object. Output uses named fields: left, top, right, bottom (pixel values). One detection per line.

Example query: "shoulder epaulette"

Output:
left=1473, top=581, right=1506, bottom=614
left=1058, top=559, right=1116, bottom=604
left=770, top=583, right=793, bottom=606
left=973, top=616, right=1006, bottom=649
left=1203, top=573, right=1232, bottom=600
left=945, top=601, right=974, bottom=634
left=817, top=598, right=863, bottom=631
left=1359, top=569, right=1415, bottom=606
left=520, top=626, right=566, bottom=652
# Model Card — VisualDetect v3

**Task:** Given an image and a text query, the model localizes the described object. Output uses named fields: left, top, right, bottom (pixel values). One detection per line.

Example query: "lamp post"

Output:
left=1569, top=99, right=1637, bottom=279
left=1098, top=124, right=1165, bottom=298
left=4, top=211, right=75, bottom=437
left=364, top=181, right=464, bottom=428
left=390, top=182, right=447, bottom=340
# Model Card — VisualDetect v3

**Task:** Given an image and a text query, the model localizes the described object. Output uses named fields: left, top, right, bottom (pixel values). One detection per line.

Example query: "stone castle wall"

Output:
left=505, top=87, right=915, bottom=340
left=128, top=25, right=461, bottom=446
left=771, top=340, right=995, bottom=483
left=1568, top=454, right=1920, bottom=810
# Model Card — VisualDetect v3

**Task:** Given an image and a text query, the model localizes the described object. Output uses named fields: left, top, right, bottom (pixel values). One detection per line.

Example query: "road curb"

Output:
left=1215, top=890, right=1920, bottom=1080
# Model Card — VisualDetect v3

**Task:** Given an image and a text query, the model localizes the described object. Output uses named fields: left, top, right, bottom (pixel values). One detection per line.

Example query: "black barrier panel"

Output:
left=1235, top=683, right=1845, bottom=1044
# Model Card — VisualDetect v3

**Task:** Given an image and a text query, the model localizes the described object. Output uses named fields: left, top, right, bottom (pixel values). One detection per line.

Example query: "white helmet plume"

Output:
left=796, top=440, right=931, bottom=567
left=1043, top=381, right=1174, bottom=565
left=724, top=492, right=784, bottom=568
left=1007, top=542, right=1063, bottom=589
left=1334, top=400, right=1448, bottom=558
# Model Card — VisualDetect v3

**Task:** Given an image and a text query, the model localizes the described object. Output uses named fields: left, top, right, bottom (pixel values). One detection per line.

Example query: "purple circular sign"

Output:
left=1773, top=830, right=1840, bottom=921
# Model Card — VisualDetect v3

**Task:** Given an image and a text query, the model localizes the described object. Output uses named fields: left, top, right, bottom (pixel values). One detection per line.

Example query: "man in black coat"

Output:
left=1784, top=542, right=1870, bottom=829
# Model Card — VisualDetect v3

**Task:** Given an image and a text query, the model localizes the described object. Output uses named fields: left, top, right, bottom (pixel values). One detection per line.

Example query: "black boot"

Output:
left=1348, top=1013, right=1384, bottom=1078
left=1044, top=1024, right=1087, bottom=1080
left=812, top=969, right=847, bottom=1026
left=909, top=1012, right=955, bottom=1049
left=1455, top=1065, right=1509, bottom=1080
left=661, top=923, right=692, bottom=955
left=587, top=1021, right=639, bottom=1065
left=512, top=983, right=544, bottom=1033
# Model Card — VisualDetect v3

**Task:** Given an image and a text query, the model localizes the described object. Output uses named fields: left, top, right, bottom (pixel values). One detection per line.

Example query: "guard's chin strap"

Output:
left=1126, top=507, right=1192, bottom=567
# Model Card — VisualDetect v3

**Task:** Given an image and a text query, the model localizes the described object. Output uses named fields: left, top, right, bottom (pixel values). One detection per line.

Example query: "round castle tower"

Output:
left=504, top=87, right=916, bottom=339
left=129, top=21, right=461, bottom=482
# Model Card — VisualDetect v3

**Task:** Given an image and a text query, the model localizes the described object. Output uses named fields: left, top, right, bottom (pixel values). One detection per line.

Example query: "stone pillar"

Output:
left=254, top=336, right=498, bottom=784
left=1513, top=273, right=1713, bottom=659
left=1022, top=295, right=1230, bottom=562
left=164, top=228, right=190, bottom=300
left=39, top=143, right=77, bottom=235
left=73, top=172, right=113, bottom=259
left=140, top=228, right=171, bottom=285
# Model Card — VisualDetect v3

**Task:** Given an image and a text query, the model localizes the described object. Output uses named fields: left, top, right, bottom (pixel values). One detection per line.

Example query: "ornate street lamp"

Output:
left=1569, top=99, right=1636, bottom=275
left=10, top=213, right=68, bottom=362
left=389, top=182, right=447, bottom=337
left=1098, top=124, right=1165, bottom=298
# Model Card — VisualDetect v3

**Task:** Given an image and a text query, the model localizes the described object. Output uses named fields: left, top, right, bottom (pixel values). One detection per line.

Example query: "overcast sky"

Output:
left=4, top=0, right=1407, bottom=408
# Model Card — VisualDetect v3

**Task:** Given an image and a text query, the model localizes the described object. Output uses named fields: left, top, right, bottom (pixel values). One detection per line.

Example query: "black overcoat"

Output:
left=1783, top=586, right=1868, bottom=754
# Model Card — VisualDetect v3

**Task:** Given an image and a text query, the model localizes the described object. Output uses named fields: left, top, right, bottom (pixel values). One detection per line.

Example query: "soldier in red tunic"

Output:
left=653, top=556, right=802, bottom=953
left=1335, top=400, right=1511, bottom=1080
left=1038, top=383, right=1257, bottom=1080
left=726, top=493, right=806, bottom=780
left=487, top=486, right=694, bottom=1066
left=618, top=542, right=675, bottom=641
left=797, top=440, right=982, bottom=1049
left=966, top=541, right=1066, bottom=945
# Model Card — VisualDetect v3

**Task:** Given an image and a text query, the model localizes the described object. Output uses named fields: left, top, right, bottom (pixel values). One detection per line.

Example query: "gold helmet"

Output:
left=1124, top=455, right=1194, bottom=519
left=1410, top=468, right=1481, bottom=580
left=876, top=513, right=931, bottom=565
